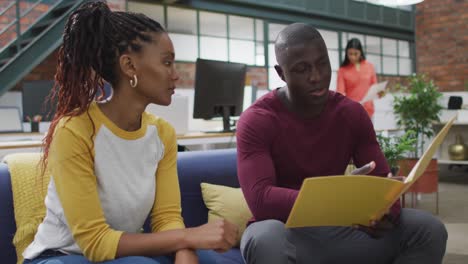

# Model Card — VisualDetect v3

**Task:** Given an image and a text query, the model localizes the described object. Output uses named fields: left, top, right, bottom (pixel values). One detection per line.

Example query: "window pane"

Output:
left=399, top=58, right=413, bottom=75
left=330, top=71, right=337, bottom=91
left=167, top=7, right=196, bottom=34
left=367, top=54, right=381, bottom=74
left=256, top=55, right=265, bottom=66
left=229, top=15, right=254, bottom=40
left=200, top=11, right=227, bottom=37
left=341, top=33, right=348, bottom=50
left=268, top=43, right=277, bottom=66
left=366, top=35, right=380, bottom=54
left=318, top=29, right=338, bottom=49
left=269, top=67, right=284, bottom=89
left=200, top=37, right=227, bottom=61
left=169, top=33, right=197, bottom=61
left=268, top=23, right=286, bottom=42
left=399, top=40, right=410, bottom=57
left=128, top=2, right=164, bottom=23
left=256, top=19, right=264, bottom=42
left=229, top=39, right=255, bottom=65
left=383, top=56, right=397, bottom=75
left=255, top=42, right=265, bottom=66
left=382, top=38, right=397, bottom=56
left=328, top=50, right=339, bottom=71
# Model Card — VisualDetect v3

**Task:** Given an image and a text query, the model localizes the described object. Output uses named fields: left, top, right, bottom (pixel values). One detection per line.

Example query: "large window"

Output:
left=319, top=29, right=339, bottom=90
left=167, top=7, right=198, bottom=61
left=267, top=23, right=287, bottom=90
left=128, top=2, right=414, bottom=90
left=129, top=3, right=263, bottom=66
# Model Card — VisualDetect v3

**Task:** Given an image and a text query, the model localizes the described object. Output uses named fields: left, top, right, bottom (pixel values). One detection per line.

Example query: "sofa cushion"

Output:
left=200, top=183, right=252, bottom=246
left=3, top=153, right=49, bottom=264
left=177, top=149, right=239, bottom=228
left=0, top=163, right=17, bottom=264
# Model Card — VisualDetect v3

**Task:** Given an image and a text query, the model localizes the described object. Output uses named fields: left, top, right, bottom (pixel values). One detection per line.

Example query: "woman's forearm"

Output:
left=115, top=229, right=190, bottom=258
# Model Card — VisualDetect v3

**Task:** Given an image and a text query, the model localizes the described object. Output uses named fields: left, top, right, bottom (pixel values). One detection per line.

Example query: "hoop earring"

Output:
left=130, top=75, right=138, bottom=88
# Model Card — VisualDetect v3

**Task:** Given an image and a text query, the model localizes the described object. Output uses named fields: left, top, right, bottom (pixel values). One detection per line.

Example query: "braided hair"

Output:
left=42, top=0, right=165, bottom=171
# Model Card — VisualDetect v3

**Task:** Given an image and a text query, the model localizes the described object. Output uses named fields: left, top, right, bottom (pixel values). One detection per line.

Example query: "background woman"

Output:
left=337, top=38, right=378, bottom=118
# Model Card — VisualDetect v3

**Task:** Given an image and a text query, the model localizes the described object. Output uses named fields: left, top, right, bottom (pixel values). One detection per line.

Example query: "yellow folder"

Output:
left=285, top=116, right=456, bottom=228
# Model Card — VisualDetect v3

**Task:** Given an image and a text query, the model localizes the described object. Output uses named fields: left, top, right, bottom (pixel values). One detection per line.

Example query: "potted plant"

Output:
left=377, top=130, right=417, bottom=175
left=393, top=74, right=443, bottom=158
left=392, top=73, right=443, bottom=198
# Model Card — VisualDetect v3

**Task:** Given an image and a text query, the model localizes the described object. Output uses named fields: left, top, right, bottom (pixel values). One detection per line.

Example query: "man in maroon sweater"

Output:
left=237, top=23, right=447, bottom=264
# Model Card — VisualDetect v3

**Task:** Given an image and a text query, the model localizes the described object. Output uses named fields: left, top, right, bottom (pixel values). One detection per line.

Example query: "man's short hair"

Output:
left=275, top=23, right=325, bottom=64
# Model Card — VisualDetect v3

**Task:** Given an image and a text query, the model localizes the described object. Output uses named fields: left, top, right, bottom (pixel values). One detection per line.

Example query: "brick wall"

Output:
left=11, top=50, right=58, bottom=91
left=416, top=0, right=468, bottom=91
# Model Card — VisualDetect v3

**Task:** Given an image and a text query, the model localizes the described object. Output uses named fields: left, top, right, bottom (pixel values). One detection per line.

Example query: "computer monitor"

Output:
left=193, top=58, right=247, bottom=132
left=22, top=80, right=56, bottom=122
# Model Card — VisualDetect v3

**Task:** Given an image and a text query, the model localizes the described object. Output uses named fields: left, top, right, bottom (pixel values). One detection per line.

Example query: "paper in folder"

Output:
left=285, top=116, right=456, bottom=228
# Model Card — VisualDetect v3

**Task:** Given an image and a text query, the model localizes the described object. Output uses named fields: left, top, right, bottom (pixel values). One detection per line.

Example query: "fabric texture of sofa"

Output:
left=0, top=148, right=245, bottom=264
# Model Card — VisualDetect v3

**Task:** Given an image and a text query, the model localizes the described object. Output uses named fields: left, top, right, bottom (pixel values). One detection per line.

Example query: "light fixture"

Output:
left=367, top=0, right=424, bottom=6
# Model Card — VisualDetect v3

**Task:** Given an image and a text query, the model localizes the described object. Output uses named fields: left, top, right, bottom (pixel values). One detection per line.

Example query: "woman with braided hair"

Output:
left=22, top=1, right=237, bottom=264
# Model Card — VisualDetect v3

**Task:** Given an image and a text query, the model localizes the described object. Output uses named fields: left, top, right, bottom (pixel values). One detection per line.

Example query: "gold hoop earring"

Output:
left=129, top=75, right=138, bottom=88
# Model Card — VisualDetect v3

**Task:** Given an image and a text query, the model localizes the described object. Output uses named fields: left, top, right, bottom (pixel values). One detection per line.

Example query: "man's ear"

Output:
left=119, top=54, right=137, bottom=79
left=274, top=65, right=285, bottom=82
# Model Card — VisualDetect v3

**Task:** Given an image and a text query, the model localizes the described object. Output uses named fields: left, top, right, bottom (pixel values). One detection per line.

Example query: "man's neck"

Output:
left=277, top=87, right=327, bottom=119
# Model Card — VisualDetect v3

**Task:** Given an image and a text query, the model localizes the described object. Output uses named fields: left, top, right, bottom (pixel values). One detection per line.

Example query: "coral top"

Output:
left=337, top=60, right=377, bottom=117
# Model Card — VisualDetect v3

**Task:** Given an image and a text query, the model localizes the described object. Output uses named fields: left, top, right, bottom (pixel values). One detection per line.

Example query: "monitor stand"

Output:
left=204, top=106, right=236, bottom=133
left=221, top=105, right=233, bottom=132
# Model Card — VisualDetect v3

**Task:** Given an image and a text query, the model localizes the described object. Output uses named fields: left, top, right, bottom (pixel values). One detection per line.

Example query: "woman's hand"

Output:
left=175, top=249, right=198, bottom=264
left=185, top=219, right=238, bottom=253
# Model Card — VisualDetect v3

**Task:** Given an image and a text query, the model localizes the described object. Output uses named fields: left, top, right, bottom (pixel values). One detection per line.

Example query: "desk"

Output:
left=177, top=132, right=235, bottom=148
left=0, top=132, right=236, bottom=157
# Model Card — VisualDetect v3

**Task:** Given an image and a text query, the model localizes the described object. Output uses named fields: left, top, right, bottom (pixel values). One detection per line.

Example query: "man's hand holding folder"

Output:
left=350, top=162, right=406, bottom=238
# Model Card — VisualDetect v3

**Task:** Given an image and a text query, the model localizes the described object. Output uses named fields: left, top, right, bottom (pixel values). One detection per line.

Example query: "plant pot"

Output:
left=398, top=158, right=438, bottom=193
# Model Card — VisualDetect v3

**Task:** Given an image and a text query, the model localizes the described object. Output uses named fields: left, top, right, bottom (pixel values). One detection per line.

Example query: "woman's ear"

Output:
left=119, top=54, right=137, bottom=79
left=274, top=65, right=285, bottom=82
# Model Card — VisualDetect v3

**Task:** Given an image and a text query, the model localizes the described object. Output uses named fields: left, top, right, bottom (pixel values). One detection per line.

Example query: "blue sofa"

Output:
left=0, top=148, right=244, bottom=264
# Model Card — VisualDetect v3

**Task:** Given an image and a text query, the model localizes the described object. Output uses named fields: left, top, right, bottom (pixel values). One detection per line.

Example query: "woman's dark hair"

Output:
left=341, top=38, right=366, bottom=67
left=41, top=1, right=165, bottom=171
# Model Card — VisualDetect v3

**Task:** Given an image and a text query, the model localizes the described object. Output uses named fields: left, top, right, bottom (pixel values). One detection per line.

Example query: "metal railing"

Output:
left=0, top=0, right=59, bottom=52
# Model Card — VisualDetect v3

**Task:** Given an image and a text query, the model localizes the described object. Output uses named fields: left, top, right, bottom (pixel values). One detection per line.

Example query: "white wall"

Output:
left=0, top=91, right=22, bottom=116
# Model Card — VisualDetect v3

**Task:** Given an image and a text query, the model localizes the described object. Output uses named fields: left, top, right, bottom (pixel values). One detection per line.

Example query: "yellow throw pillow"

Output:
left=200, top=183, right=252, bottom=246
left=3, top=153, right=49, bottom=264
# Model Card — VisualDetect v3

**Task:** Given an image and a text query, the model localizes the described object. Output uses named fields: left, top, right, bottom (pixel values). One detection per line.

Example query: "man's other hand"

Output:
left=350, top=161, right=375, bottom=175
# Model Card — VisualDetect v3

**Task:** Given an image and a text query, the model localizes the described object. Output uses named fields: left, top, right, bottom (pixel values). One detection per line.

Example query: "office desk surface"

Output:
left=0, top=132, right=236, bottom=150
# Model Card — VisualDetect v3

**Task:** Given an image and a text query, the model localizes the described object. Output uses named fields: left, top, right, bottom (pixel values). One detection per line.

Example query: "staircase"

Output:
left=0, top=0, right=85, bottom=97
